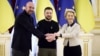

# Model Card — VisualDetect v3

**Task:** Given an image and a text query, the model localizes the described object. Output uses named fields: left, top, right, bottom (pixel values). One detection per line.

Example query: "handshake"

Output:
left=45, top=33, right=60, bottom=42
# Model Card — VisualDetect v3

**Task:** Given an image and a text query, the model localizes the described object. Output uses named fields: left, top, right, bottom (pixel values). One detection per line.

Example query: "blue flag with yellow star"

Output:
left=14, top=0, right=32, bottom=16
left=57, top=0, right=74, bottom=26
left=14, top=0, right=37, bottom=26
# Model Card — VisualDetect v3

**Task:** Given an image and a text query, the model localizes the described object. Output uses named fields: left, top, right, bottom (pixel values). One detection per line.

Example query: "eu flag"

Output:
left=57, top=0, right=74, bottom=26
left=14, top=0, right=37, bottom=26
left=8, top=0, right=16, bottom=10
left=14, top=0, right=32, bottom=16
left=50, top=0, right=58, bottom=11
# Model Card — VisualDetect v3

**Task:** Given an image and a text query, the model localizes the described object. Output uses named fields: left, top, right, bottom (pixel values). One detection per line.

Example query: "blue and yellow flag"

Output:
left=75, top=0, right=95, bottom=33
left=8, top=0, right=16, bottom=10
left=0, top=0, right=15, bottom=33
left=36, top=0, right=57, bottom=22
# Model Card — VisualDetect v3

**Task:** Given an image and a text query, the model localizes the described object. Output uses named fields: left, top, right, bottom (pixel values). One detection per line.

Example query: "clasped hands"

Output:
left=45, top=33, right=59, bottom=42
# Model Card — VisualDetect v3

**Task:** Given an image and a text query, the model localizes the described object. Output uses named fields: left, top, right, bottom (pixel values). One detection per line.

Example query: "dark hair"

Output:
left=44, top=7, right=53, bottom=12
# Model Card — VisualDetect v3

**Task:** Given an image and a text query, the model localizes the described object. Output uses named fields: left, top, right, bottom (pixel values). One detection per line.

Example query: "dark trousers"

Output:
left=12, top=48, right=29, bottom=56
left=38, top=48, right=56, bottom=56
left=64, top=45, right=82, bottom=56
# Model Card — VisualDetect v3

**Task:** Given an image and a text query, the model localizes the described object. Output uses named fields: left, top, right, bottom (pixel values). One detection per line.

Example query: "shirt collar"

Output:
left=67, top=22, right=75, bottom=27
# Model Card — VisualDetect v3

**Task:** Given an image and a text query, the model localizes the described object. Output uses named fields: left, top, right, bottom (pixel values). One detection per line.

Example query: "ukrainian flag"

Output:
left=0, top=0, right=15, bottom=33
left=75, top=0, right=95, bottom=33
left=36, top=0, right=57, bottom=22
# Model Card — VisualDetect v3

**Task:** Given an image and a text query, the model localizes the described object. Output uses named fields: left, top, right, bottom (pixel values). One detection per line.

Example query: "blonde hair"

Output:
left=64, top=9, right=76, bottom=17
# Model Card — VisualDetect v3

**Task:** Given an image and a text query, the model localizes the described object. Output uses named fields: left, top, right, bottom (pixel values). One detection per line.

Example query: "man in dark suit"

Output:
left=11, top=2, right=54, bottom=56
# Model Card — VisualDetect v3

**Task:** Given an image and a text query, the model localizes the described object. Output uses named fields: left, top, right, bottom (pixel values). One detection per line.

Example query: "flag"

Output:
left=57, top=0, right=74, bottom=26
left=14, top=0, right=31, bottom=16
left=14, top=0, right=37, bottom=26
left=30, top=1, right=39, bottom=56
left=32, top=0, right=37, bottom=11
left=8, top=0, right=16, bottom=33
left=36, top=0, right=57, bottom=22
left=8, top=0, right=16, bottom=10
left=50, top=0, right=55, bottom=6
left=90, top=0, right=97, bottom=16
left=75, top=0, right=95, bottom=33
left=50, top=0, right=58, bottom=11
left=0, top=0, right=15, bottom=33
left=54, top=0, right=58, bottom=10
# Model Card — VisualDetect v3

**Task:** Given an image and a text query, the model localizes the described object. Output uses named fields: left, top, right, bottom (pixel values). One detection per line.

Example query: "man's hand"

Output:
left=54, top=33, right=60, bottom=37
left=45, top=33, right=56, bottom=42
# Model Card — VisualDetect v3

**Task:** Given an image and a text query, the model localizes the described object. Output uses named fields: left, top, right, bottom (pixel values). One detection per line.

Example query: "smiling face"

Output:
left=64, top=9, right=76, bottom=24
left=66, top=11, right=75, bottom=24
left=25, top=2, right=34, bottom=15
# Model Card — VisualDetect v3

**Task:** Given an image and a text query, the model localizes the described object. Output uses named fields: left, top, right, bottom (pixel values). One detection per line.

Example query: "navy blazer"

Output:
left=11, top=11, right=44, bottom=52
